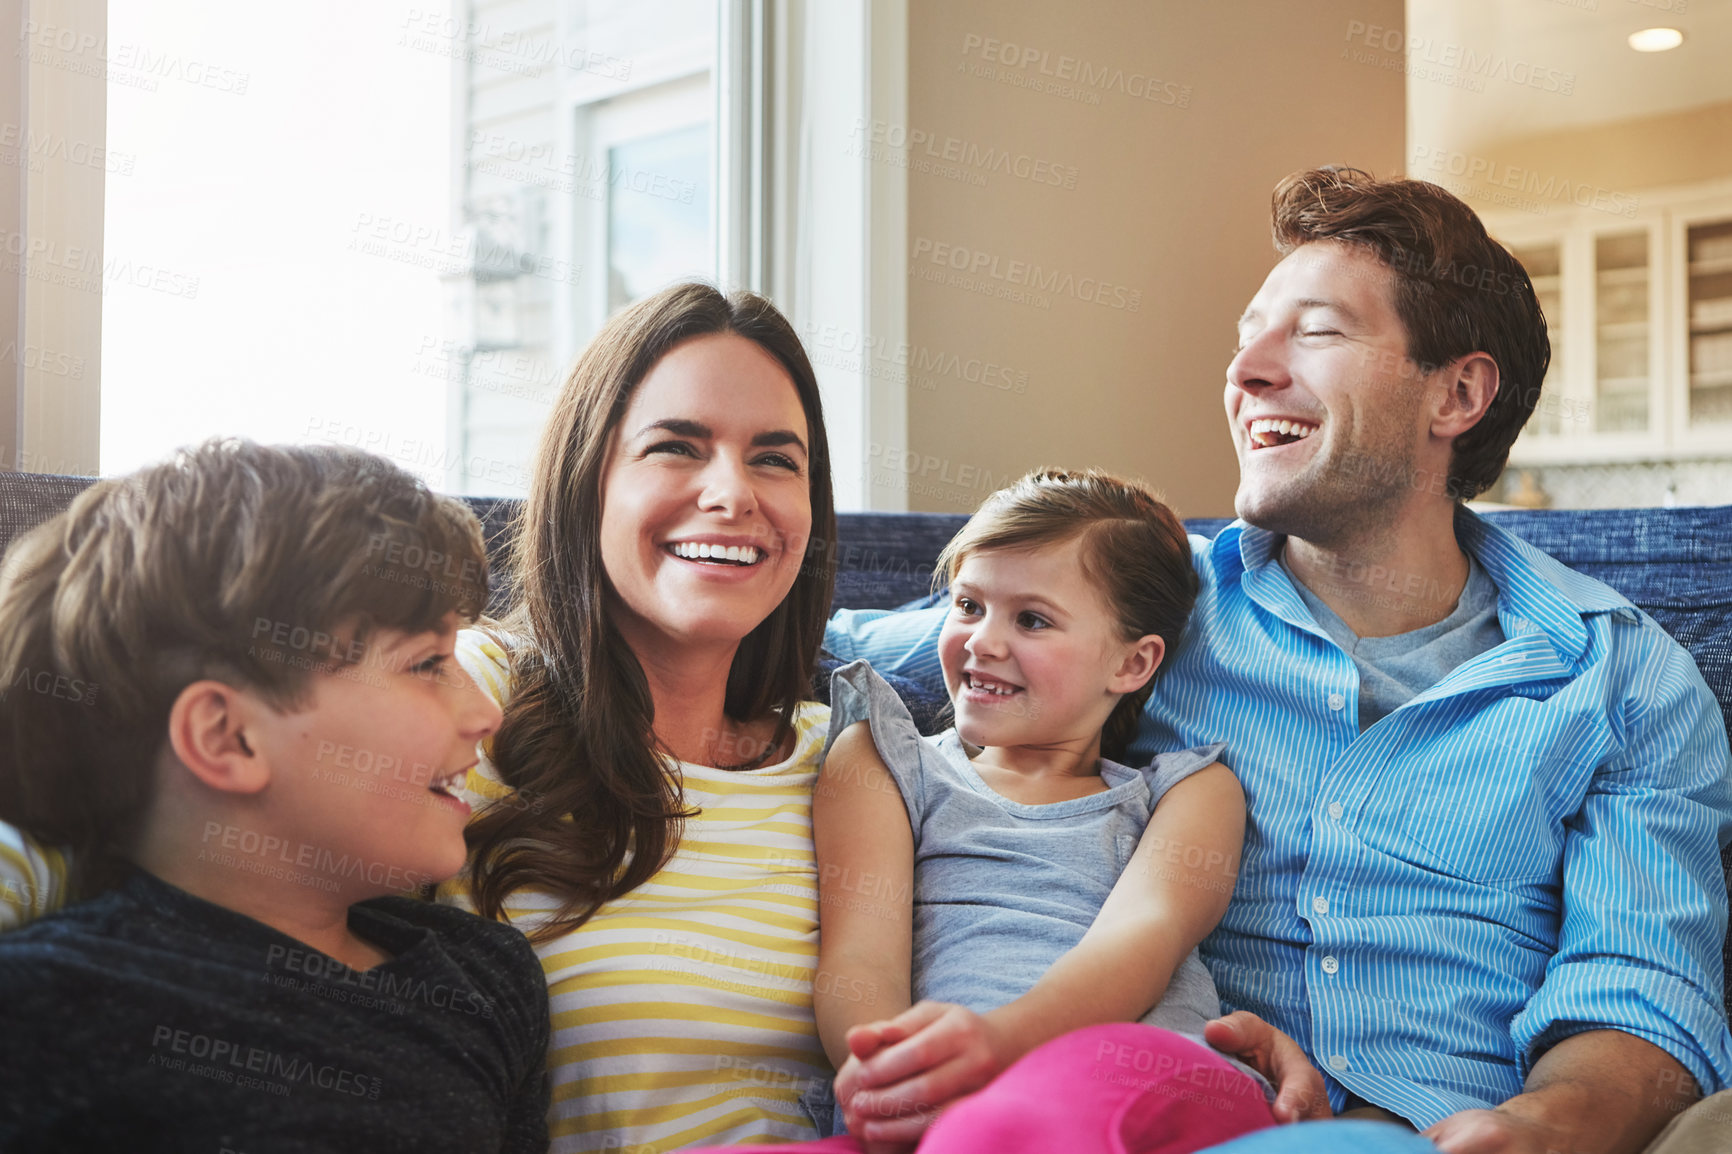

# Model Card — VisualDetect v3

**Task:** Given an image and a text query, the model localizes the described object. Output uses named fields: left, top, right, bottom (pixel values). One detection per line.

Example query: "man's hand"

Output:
left=1422, top=1030, right=1700, bottom=1154
left=1203, top=1011, right=1333, bottom=1123
left=1423, top=1107, right=1569, bottom=1154
left=837, top=1001, right=1015, bottom=1145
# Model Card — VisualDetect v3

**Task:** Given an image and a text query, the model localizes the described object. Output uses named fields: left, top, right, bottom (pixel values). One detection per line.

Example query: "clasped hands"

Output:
left=833, top=1002, right=1332, bottom=1153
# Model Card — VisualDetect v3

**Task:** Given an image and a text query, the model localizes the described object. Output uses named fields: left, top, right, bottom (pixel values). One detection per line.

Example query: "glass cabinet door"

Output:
left=1688, top=220, right=1732, bottom=428
left=1594, top=231, right=1651, bottom=433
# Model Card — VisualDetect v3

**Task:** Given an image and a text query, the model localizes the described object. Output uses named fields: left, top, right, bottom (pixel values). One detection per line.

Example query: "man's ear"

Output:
left=165, top=681, right=272, bottom=795
left=1110, top=635, right=1167, bottom=696
left=1431, top=352, right=1500, bottom=440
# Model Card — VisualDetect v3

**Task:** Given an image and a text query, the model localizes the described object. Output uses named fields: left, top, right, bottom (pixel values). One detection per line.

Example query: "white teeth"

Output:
left=429, top=769, right=466, bottom=792
left=670, top=541, right=763, bottom=564
left=967, top=673, right=1016, bottom=696
left=1248, top=418, right=1316, bottom=440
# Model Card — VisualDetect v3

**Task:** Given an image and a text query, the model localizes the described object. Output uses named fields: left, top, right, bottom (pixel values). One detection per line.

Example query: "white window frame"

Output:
left=5, top=0, right=106, bottom=476
left=759, top=0, right=907, bottom=510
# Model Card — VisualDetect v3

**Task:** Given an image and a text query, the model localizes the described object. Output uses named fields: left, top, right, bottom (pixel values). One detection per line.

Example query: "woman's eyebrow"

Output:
left=634, top=418, right=711, bottom=440
left=630, top=420, right=805, bottom=455
left=751, top=430, right=807, bottom=454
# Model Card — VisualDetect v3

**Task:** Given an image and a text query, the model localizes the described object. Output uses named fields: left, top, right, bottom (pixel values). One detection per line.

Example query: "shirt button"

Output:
left=1328, top=1055, right=1350, bottom=1072
left=1327, top=692, right=1346, bottom=711
left=1311, top=896, right=1329, bottom=915
left=1322, top=955, right=1339, bottom=974
left=1327, top=802, right=1345, bottom=820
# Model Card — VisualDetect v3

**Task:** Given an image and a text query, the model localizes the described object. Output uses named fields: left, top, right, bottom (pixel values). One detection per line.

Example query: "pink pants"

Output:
left=690, top=1023, right=1276, bottom=1154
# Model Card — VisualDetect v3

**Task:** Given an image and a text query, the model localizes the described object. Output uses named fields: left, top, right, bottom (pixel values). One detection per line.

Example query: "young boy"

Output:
left=0, top=440, right=550, bottom=1152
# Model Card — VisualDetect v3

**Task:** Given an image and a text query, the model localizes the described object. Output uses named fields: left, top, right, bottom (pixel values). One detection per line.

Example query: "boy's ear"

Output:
left=1109, top=635, right=1166, bottom=696
left=166, top=681, right=272, bottom=795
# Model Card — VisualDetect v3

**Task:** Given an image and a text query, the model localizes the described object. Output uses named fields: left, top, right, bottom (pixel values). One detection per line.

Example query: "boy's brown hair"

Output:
left=935, top=468, right=1198, bottom=763
left=0, top=439, right=490, bottom=895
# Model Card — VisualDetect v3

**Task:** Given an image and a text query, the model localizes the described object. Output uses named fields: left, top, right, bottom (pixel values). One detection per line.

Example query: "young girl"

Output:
left=696, top=468, right=1277, bottom=1154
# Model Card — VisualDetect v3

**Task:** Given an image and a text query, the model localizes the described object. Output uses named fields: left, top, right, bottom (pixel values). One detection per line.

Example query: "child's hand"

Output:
left=836, top=1049, right=916, bottom=1154
left=835, top=1020, right=915, bottom=1149
left=845, top=1018, right=912, bottom=1063
left=834, top=1017, right=911, bottom=1120
left=838, top=1001, right=1015, bottom=1145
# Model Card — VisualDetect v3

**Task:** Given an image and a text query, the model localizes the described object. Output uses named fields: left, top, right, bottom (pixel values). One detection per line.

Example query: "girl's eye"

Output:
left=1017, top=612, right=1051, bottom=630
left=953, top=597, right=980, bottom=616
left=646, top=440, right=698, bottom=458
left=1301, top=329, right=1340, bottom=338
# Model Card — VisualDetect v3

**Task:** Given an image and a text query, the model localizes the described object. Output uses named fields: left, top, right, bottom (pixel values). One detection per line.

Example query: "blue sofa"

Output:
left=4, top=474, right=1730, bottom=1018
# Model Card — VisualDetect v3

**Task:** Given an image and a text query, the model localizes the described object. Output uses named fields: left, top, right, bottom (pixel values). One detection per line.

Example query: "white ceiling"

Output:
left=1407, top=0, right=1732, bottom=151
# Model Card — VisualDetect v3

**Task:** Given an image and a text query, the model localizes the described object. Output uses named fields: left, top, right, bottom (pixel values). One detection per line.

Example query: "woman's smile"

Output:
left=665, top=538, right=767, bottom=566
left=598, top=331, right=813, bottom=658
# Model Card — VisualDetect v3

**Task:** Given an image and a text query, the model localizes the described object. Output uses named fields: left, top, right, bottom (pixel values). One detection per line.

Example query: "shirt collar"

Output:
left=1454, top=506, right=1636, bottom=666
left=1213, top=507, right=1637, bottom=668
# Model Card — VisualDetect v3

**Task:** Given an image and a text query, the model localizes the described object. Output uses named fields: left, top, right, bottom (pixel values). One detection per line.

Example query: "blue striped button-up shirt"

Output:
left=824, top=509, right=1732, bottom=1126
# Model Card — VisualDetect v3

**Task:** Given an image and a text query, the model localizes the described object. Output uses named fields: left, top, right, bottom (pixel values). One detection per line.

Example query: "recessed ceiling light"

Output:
left=1628, top=28, right=1684, bottom=52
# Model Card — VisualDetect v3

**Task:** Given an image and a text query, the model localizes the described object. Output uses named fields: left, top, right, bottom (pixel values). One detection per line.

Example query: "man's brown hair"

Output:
left=1271, top=166, right=1552, bottom=500
left=0, top=439, right=489, bottom=894
left=934, top=468, right=1198, bottom=764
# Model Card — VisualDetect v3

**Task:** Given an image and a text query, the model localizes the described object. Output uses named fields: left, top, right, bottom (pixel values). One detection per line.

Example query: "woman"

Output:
left=445, top=282, right=840, bottom=1151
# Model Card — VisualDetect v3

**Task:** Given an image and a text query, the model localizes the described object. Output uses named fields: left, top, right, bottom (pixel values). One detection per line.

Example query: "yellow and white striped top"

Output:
left=444, top=631, right=832, bottom=1153
left=0, top=821, right=68, bottom=931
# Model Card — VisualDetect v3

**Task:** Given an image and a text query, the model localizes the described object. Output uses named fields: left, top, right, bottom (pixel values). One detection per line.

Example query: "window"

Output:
left=99, top=2, right=460, bottom=481
left=450, top=0, right=719, bottom=495
left=36, top=0, right=906, bottom=506
left=96, top=0, right=724, bottom=496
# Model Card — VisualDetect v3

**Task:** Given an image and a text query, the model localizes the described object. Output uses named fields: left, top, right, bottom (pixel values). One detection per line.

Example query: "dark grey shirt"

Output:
left=1286, top=555, right=1504, bottom=730
left=0, top=869, right=549, bottom=1153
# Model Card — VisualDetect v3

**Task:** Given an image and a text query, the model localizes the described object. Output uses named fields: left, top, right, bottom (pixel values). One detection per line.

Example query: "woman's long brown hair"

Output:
left=463, top=283, right=836, bottom=941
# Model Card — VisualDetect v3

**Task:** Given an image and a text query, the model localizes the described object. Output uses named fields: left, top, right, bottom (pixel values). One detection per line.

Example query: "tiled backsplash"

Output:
left=1485, top=459, right=1732, bottom=510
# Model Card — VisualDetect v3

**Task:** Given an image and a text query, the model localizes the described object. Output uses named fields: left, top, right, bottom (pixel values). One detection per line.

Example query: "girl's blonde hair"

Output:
left=935, top=468, right=1198, bottom=762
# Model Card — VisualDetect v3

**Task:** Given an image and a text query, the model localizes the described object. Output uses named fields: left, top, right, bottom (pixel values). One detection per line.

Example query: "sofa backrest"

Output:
left=0, top=472, right=92, bottom=561
left=6, top=474, right=1730, bottom=750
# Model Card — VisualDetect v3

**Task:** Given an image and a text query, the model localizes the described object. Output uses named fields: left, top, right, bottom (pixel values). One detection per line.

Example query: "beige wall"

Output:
left=1442, top=99, right=1732, bottom=209
left=897, top=0, right=1404, bottom=518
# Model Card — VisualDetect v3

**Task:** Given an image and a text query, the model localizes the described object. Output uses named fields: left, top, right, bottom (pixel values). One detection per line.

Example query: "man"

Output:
left=825, top=167, right=1732, bottom=1153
